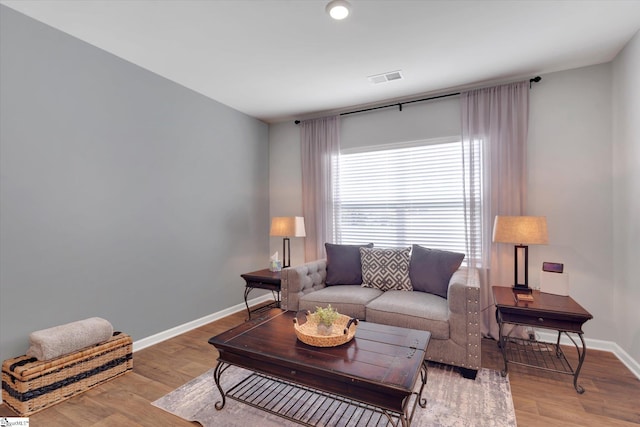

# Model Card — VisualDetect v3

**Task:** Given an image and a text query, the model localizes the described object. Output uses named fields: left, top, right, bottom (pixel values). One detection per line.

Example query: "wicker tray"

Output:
left=293, top=313, right=358, bottom=347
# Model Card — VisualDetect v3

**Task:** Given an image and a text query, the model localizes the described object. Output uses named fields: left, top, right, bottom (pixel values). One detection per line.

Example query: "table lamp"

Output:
left=270, top=216, right=306, bottom=268
left=492, top=216, right=548, bottom=292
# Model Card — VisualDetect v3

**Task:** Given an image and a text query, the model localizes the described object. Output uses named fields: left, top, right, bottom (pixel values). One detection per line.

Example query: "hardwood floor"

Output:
left=481, top=337, right=640, bottom=426
left=2, top=305, right=639, bottom=426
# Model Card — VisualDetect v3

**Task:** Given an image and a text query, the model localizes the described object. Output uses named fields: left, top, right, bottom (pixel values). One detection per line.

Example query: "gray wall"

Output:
left=0, top=6, right=269, bottom=363
left=612, top=30, right=640, bottom=364
left=340, top=96, right=461, bottom=150
left=527, top=64, right=614, bottom=340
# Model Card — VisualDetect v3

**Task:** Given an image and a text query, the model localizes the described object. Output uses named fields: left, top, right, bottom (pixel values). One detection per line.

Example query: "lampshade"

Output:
left=492, top=216, right=548, bottom=245
left=270, top=217, right=306, bottom=238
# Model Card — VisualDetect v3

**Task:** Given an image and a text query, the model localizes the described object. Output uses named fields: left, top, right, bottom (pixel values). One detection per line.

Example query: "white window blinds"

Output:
left=334, top=137, right=478, bottom=257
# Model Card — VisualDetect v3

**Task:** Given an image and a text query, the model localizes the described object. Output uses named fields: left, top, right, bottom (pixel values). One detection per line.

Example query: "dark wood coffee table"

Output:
left=208, top=309, right=431, bottom=426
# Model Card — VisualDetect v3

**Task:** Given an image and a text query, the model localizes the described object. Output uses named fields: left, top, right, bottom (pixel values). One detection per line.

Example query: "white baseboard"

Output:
left=132, top=294, right=273, bottom=352
left=536, top=330, right=640, bottom=380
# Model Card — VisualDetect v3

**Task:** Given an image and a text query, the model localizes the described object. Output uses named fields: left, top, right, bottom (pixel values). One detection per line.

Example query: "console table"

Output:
left=240, top=269, right=281, bottom=320
left=492, top=286, right=593, bottom=393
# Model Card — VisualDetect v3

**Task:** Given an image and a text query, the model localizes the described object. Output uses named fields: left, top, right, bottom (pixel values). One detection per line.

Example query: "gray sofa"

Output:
left=281, top=253, right=481, bottom=379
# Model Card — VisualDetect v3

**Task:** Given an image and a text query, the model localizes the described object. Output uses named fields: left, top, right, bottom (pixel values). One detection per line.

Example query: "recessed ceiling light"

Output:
left=326, top=0, right=351, bottom=20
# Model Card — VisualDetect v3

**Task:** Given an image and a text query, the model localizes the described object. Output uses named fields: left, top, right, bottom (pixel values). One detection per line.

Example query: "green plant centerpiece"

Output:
left=311, top=304, right=340, bottom=336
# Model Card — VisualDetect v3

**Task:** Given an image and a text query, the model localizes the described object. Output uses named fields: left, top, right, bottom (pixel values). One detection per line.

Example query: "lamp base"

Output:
left=513, top=284, right=532, bottom=295
left=282, top=237, right=291, bottom=269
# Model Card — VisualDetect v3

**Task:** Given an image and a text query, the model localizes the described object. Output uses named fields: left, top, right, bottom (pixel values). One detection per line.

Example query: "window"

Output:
left=333, top=137, right=481, bottom=258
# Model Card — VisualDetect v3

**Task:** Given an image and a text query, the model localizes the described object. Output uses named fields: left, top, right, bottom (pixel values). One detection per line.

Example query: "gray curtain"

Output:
left=461, top=81, right=530, bottom=338
left=300, top=116, right=340, bottom=261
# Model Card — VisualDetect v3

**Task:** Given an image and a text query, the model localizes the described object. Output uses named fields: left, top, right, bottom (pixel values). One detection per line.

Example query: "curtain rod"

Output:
left=294, top=76, right=542, bottom=124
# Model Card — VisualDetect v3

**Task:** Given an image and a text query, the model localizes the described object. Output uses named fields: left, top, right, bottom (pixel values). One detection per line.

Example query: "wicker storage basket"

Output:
left=2, top=331, right=133, bottom=416
left=293, top=313, right=358, bottom=347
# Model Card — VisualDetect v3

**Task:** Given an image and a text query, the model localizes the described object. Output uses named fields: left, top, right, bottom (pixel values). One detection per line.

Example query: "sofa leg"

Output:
left=460, top=368, right=478, bottom=380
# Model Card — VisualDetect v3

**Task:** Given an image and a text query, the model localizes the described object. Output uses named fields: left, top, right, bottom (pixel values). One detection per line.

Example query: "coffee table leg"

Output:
left=418, top=359, right=428, bottom=408
left=213, top=361, right=230, bottom=410
left=398, top=359, right=429, bottom=427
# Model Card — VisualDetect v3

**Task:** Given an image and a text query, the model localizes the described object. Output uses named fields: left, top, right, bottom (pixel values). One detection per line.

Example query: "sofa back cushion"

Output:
left=360, top=247, right=412, bottom=291
left=409, top=244, right=465, bottom=298
left=325, top=243, right=373, bottom=285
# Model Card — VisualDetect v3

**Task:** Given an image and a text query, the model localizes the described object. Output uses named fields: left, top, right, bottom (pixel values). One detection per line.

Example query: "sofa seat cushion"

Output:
left=299, top=286, right=383, bottom=320
left=365, top=290, right=450, bottom=340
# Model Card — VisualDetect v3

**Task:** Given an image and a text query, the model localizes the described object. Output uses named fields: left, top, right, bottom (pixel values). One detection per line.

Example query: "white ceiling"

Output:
left=2, top=0, right=640, bottom=123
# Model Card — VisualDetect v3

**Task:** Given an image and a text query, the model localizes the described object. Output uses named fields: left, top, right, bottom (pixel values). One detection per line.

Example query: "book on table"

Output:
left=513, top=290, right=534, bottom=302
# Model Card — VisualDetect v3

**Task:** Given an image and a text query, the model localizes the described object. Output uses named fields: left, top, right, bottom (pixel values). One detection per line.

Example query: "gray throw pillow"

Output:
left=409, top=245, right=465, bottom=298
left=360, top=247, right=412, bottom=292
left=325, top=243, right=374, bottom=285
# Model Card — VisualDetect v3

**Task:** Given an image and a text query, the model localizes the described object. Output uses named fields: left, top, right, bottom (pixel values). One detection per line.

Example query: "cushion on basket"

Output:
left=27, top=317, right=114, bottom=361
left=360, top=247, right=412, bottom=292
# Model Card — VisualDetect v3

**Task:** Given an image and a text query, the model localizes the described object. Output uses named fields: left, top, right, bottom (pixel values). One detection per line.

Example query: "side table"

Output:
left=240, top=269, right=281, bottom=320
left=492, top=286, right=593, bottom=393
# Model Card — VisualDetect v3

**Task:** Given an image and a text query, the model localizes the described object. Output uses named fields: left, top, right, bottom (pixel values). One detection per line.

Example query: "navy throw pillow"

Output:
left=325, top=243, right=374, bottom=286
left=409, top=245, right=465, bottom=298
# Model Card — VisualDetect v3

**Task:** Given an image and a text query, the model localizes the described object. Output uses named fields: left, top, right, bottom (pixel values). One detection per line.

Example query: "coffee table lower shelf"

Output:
left=220, top=369, right=426, bottom=427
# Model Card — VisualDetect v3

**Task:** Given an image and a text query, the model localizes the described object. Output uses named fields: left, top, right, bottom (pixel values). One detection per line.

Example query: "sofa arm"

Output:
left=281, top=259, right=328, bottom=311
left=447, top=266, right=481, bottom=369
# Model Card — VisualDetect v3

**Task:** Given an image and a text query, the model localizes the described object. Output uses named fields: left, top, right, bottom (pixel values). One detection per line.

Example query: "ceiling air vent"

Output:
left=368, top=70, right=403, bottom=85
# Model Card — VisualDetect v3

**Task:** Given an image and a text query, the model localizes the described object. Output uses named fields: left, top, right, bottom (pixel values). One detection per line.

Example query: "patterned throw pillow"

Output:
left=360, top=247, right=412, bottom=291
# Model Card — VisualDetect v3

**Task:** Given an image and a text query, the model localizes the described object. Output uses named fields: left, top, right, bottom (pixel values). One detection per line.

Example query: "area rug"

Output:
left=152, top=363, right=516, bottom=427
